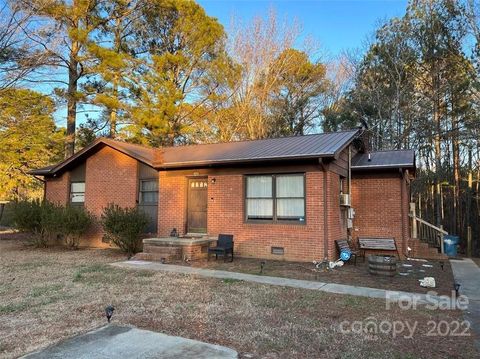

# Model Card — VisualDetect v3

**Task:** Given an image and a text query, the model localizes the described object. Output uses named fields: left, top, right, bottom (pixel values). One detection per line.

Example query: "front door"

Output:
left=187, top=178, right=208, bottom=233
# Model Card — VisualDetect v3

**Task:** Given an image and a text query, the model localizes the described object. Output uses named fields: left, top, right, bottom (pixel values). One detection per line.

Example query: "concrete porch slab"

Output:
left=21, top=325, right=238, bottom=359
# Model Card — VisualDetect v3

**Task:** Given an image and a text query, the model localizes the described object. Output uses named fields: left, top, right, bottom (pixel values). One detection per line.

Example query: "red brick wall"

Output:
left=157, top=169, right=347, bottom=262
left=351, top=171, right=409, bottom=256
left=84, top=146, right=138, bottom=215
left=158, top=172, right=187, bottom=236
left=207, top=172, right=326, bottom=262
left=326, top=171, right=348, bottom=259
left=44, top=146, right=140, bottom=247
left=82, top=146, right=139, bottom=246
left=44, top=172, right=70, bottom=205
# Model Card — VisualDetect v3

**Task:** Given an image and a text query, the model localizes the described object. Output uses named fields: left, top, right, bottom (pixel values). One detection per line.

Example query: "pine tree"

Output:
left=23, top=0, right=104, bottom=157
left=268, top=49, right=328, bottom=136
left=128, top=0, right=230, bottom=146
left=0, top=89, right=64, bottom=200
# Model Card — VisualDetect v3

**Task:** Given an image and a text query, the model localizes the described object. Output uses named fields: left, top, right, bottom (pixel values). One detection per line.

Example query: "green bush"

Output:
left=12, top=200, right=92, bottom=248
left=12, top=200, right=45, bottom=246
left=61, top=205, right=93, bottom=249
left=0, top=202, right=15, bottom=227
left=101, top=204, right=148, bottom=257
left=40, top=201, right=64, bottom=242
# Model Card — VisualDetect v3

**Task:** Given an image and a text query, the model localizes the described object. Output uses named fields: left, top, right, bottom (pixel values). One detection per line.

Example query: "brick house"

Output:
left=31, top=129, right=420, bottom=262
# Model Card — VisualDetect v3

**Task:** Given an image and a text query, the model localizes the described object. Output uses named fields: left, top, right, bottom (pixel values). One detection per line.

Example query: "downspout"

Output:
left=348, top=146, right=352, bottom=197
left=323, top=165, right=329, bottom=260
left=399, top=169, right=406, bottom=255
left=347, top=146, right=352, bottom=241
left=318, top=158, right=329, bottom=260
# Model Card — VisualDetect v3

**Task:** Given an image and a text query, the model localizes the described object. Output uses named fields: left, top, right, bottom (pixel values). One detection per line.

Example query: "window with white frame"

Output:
left=245, top=174, right=305, bottom=223
left=70, top=182, right=85, bottom=204
left=139, top=180, right=158, bottom=204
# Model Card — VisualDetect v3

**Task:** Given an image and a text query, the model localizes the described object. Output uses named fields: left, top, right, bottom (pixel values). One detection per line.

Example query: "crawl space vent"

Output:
left=271, top=247, right=285, bottom=255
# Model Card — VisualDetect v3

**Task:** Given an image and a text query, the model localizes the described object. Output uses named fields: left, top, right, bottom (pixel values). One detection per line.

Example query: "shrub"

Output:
left=101, top=204, right=148, bottom=257
left=12, top=200, right=92, bottom=248
left=0, top=202, right=15, bottom=227
left=40, top=201, right=64, bottom=243
left=61, top=206, right=93, bottom=249
left=12, top=200, right=45, bottom=246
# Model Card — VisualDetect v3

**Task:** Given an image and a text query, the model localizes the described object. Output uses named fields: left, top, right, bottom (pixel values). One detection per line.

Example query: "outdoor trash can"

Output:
left=444, top=235, right=459, bottom=257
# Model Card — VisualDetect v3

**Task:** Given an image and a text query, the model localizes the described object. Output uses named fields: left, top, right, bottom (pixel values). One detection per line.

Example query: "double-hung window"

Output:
left=245, top=174, right=305, bottom=223
left=70, top=182, right=85, bottom=204
left=139, top=180, right=158, bottom=204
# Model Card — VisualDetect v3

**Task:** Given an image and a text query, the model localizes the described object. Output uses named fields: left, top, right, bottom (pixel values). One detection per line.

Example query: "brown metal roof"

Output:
left=29, top=138, right=156, bottom=176
left=351, top=150, right=415, bottom=170
left=30, top=129, right=361, bottom=175
left=156, top=130, right=360, bottom=168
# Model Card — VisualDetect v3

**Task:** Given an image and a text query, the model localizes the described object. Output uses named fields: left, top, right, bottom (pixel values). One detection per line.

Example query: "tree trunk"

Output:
left=109, top=75, right=118, bottom=138
left=66, top=46, right=79, bottom=158
left=432, top=62, right=443, bottom=228
left=109, top=17, right=123, bottom=139
left=452, top=114, right=461, bottom=236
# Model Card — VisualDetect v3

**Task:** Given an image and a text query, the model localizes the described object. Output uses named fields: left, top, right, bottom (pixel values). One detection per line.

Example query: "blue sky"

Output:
left=198, top=0, right=408, bottom=57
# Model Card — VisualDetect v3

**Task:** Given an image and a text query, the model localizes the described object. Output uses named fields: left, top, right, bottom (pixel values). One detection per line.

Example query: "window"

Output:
left=139, top=180, right=158, bottom=204
left=245, top=174, right=305, bottom=223
left=70, top=182, right=85, bottom=204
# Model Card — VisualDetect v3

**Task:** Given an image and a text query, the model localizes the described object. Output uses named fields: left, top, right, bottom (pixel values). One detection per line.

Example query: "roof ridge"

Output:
left=101, top=137, right=155, bottom=151
left=158, top=128, right=361, bottom=151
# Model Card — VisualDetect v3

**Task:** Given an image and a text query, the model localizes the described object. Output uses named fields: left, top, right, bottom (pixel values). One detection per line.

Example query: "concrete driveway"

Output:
left=22, top=325, right=238, bottom=359
left=451, top=259, right=480, bottom=350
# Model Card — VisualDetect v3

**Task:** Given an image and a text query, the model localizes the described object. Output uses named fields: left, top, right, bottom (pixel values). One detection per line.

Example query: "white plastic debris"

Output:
left=419, top=277, right=436, bottom=288
left=422, top=264, right=433, bottom=268
left=328, top=260, right=344, bottom=269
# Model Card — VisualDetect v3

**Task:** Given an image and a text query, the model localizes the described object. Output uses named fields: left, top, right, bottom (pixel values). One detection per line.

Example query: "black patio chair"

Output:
left=208, top=234, right=234, bottom=262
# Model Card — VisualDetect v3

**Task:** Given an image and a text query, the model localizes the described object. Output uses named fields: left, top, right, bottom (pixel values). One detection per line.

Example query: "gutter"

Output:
left=154, top=153, right=337, bottom=169
left=351, top=164, right=414, bottom=170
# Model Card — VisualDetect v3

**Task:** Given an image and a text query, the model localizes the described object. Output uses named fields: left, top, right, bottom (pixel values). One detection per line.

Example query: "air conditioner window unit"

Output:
left=340, top=194, right=351, bottom=207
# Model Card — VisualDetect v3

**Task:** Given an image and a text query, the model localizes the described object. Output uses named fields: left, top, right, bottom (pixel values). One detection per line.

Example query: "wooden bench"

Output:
left=335, top=239, right=358, bottom=265
left=358, top=237, right=400, bottom=259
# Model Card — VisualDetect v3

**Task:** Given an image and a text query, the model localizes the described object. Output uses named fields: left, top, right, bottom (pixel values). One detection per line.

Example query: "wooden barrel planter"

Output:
left=368, top=255, right=397, bottom=277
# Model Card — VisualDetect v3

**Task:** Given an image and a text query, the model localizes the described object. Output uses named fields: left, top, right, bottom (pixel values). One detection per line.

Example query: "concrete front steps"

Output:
left=133, top=237, right=216, bottom=262
left=407, top=239, right=448, bottom=260
left=135, top=244, right=182, bottom=261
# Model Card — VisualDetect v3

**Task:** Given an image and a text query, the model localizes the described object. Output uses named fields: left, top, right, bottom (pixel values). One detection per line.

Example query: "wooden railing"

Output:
left=409, top=214, right=448, bottom=254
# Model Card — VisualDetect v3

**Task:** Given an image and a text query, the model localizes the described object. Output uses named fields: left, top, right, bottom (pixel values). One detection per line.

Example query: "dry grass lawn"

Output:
left=0, top=234, right=478, bottom=359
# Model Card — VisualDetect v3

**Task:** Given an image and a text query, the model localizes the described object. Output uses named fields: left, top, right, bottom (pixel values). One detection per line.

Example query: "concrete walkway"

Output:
left=22, top=325, right=237, bottom=359
left=112, top=260, right=442, bottom=304
left=450, top=259, right=480, bottom=349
